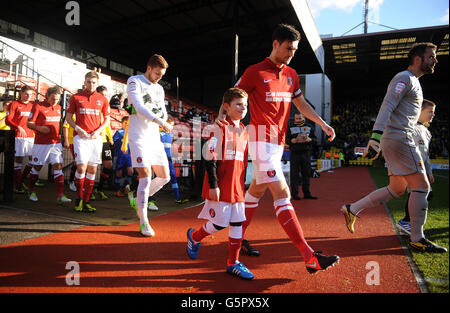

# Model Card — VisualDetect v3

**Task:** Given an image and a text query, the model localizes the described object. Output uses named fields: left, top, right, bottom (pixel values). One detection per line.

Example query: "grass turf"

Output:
left=368, top=167, right=449, bottom=293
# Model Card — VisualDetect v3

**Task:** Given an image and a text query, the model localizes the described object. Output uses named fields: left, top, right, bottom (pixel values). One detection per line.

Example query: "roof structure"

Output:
left=322, top=25, right=449, bottom=103
left=0, top=0, right=324, bottom=108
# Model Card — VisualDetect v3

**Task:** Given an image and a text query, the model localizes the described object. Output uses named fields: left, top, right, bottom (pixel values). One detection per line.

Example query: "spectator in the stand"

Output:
left=200, top=110, right=209, bottom=122
left=185, top=107, right=195, bottom=120
left=110, top=93, right=125, bottom=110
left=286, top=112, right=318, bottom=200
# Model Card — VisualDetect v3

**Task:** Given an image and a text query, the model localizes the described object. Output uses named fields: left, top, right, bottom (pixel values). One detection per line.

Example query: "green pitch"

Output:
left=369, top=167, right=449, bottom=293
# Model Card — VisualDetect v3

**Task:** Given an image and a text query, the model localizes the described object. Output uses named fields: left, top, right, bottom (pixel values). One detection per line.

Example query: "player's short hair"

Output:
left=21, top=85, right=34, bottom=93
left=46, top=86, right=61, bottom=98
left=96, top=85, right=107, bottom=93
left=85, top=71, right=99, bottom=80
left=408, top=42, right=437, bottom=65
left=422, top=99, right=436, bottom=109
left=272, top=24, right=301, bottom=43
left=147, top=54, right=169, bottom=69
left=222, top=87, right=248, bottom=105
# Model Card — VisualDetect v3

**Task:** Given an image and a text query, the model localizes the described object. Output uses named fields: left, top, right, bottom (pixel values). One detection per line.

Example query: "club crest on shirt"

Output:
left=96, top=100, right=102, bottom=106
left=418, top=160, right=424, bottom=169
left=287, top=77, right=293, bottom=86
left=267, top=169, right=276, bottom=177
left=136, top=157, right=142, bottom=163
left=209, top=208, right=216, bottom=218
left=33, top=157, right=38, bottom=162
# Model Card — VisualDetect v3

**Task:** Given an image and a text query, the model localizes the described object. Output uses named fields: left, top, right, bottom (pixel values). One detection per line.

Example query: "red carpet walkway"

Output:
left=0, top=167, right=419, bottom=293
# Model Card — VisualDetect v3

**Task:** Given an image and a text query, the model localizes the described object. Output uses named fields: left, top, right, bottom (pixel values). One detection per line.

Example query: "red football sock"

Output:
left=20, top=163, right=33, bottom=185
left=227, top=237, right=243, bottom=266
left=275, top=201, right=314, bottom=262
left=192, top=223, right=211, bottom=242
left=83, top=177, right=95, bottom=203
left=54, top=171, right=65, bottom=197
left=14, top=166, right=22, bottom=189
left=75, top=173, right=85, bottom=199
left=28, top=172, right=38, bottom=192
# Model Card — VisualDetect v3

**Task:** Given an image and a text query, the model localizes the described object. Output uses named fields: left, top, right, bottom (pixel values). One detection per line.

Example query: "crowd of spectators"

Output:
left=329, top=97, right=449, bottom=161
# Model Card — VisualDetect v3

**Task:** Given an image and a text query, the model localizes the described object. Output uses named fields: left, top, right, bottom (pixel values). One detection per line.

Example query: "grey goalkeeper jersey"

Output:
left=373, top=70, right=423, bottom=146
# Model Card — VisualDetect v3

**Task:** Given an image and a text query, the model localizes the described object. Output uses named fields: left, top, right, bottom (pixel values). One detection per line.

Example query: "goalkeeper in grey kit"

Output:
left=340, top=42, right=447, bottom=253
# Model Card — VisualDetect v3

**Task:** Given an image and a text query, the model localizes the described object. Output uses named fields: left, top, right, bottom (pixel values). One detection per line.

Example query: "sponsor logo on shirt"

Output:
left=45, top=116, right=61, bottom=122
left=265, top=91, right=292, bottom=102
left=79, top=108, right=101, bottom=115
left=20, top=111, right=31, bottom=117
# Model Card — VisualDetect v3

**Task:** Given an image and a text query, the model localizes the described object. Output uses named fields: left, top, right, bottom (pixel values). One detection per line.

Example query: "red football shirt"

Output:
left=201, top=119, right=248, bottom=203
left=28, top=101, right=62, bottom=144
left=5, top=100, right=35, bottom=138
left=235, top=57, right=302, bottom=145
left=67, top=90, right=110, bottom=134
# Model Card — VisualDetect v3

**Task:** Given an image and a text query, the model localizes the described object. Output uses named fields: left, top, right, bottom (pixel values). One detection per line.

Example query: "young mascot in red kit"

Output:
left=186, top=88, right=254, bottom=280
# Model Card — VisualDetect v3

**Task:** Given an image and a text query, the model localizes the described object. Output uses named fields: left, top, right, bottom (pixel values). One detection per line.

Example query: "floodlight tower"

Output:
left=363, top=0, right=369, bottom=34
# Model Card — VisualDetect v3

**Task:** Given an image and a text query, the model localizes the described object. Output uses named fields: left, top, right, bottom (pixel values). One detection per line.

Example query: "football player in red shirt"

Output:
left=217, top=24, right=339, bottom=274
left=66, top=71, right=110, bottom=212
left=5, top=85, right=35, bottom=193
left=186, top=88, right=254, bottom=280
left=26, top=86, right=71, bottom=204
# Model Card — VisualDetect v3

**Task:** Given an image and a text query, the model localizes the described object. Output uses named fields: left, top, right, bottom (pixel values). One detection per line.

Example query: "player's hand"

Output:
left=76, top=126, right=89, bottom=138
left=428, top=173, right=435, bottom=184
left=209, top=188, right=220, bottom=201
left=363, top=131, right=383, bottom=160
left=214, top=115, right=228, bottom=127
left=63, top=140, right=70, bottom=149
left=17, top=126, right=27, bottom=137
left=363, top=139, right=381, bottom=160
left=321, top=123, right=335, bottom=142
left=161, top=121, right=173, bottom=133
left=90, top=131, right=99, bottom=139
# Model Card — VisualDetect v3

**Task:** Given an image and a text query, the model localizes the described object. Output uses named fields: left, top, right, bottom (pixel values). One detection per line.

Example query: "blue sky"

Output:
left=306, top=0, right=449, bottom=37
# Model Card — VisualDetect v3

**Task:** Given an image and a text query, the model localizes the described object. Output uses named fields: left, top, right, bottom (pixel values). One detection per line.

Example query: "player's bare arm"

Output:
left=292, top=95, right=335, bottom=141
left=65, top=112, right=89, bottom=138
left=27, top=121, right=49, bottom=134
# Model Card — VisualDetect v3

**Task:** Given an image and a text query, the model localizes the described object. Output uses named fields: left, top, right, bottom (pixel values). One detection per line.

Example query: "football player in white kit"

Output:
left=126, top=54, right=172, bottom=236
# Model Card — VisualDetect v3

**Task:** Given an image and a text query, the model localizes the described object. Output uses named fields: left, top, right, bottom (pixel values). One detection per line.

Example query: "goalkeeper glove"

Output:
left=363, top=130, right=382, bottom=160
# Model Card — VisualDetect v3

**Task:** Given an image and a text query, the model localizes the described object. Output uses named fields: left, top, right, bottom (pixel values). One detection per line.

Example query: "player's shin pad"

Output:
left=364, top=131, right=382, bottom=160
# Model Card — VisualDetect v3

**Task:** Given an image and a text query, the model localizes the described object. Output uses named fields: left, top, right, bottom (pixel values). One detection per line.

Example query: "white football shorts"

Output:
left=31, top=143, right=63, bottom=166
left=73, top=135, right=103, bottom=165
left=15, top=137, right=34, bottom=157
left=198, top=200, right=246, bottom=228
left=129, top=139, right=168, bottom=168
left=249, top=141, right=285, bottom=184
